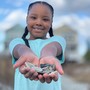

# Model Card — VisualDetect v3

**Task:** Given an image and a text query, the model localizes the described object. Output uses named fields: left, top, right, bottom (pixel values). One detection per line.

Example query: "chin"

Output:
left=34, top=35, right=46, bottom=39
left=35, top=37, right=43, bottom=39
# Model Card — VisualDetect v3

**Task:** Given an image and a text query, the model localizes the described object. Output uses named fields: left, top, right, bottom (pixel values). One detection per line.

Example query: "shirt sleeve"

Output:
left=9, top=38, right=25, bottom=64
left=41, top=36, right=66, bottom=64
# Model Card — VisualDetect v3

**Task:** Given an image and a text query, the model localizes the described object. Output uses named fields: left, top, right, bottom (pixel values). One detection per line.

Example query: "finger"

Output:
left=25, top=71, right=31, bottom=78
left=19, top=66, right=30, bottom=74
left=13, top=56, right=26, bottom=69
left=43, top=73, right=52, bottom=83
left=30, top=72, right=38, bottom=80
left=38, top=74, right=45, bottom=83
left=25, top=68, right=35, bottom=79
left=34, top=78, right=39, bottom=81
left=49, top=71, right=58, bottom=81
left=55, top=61, right=64, bottom=75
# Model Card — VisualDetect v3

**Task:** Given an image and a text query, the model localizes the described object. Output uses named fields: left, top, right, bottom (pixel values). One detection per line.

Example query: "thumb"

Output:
left=13, top=56, right=26, bottom=69
left=55, top=61, right=64, bottom=75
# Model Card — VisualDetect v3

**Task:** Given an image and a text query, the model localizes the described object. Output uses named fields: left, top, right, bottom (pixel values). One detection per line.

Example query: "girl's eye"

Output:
left=30, top=16, right=37, bottom=20
left=43, top=18, right=50, bottom=21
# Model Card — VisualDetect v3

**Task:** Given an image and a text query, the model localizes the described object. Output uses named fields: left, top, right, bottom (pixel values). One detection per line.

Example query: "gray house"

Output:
left=54, top=25, right=80, bottom=62
left=4, top=24, right=24, bottom=53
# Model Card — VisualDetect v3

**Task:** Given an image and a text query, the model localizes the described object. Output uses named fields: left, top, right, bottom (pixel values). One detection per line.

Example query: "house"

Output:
left=4, top=24, right=24, bottom=53
left=54, top=25, right=80, bottom=62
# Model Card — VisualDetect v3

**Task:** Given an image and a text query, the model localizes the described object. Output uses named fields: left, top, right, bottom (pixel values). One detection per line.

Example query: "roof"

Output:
left=54, top=24, right=77, bottom=36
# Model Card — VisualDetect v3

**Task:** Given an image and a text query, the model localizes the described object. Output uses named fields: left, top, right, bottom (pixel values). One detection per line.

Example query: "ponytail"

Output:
left=22, top=27, right=30, bottom=48
left=49, top=27, right=54, bottom=37
left=22, top=27, right=28, bottom=39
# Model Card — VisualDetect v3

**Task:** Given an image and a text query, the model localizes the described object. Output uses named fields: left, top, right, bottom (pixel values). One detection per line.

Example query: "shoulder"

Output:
left=49, top=35, right=66, bottom=44
left=40, top=36, right=66, bottom=48
left=9, top=38, right=25, bottom=56
left=10, top=38, right=25, bottom=44
left=9, top=38, right=25, bottom=48
left=52, top=35, right=65, bottom=40
left=49, top=36, right=66, bottom=50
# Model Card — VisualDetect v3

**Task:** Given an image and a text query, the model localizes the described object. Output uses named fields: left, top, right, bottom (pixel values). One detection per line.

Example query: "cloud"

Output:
left=0, top=0, right=90, bottom=39
left=53, top=14, right=90, bottom=38
left=5, top=0, right=25, bottom=8
left=45, top=0, right=65, bottom=8
left=0, top=9, right=26, bottom=31
left=54, top=0, right=90, bottom=15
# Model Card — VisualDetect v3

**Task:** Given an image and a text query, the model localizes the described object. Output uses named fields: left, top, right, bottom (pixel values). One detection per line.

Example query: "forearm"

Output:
left=13, top=44, right=34, bottom=58
left=40, top=42, right=62, bottom=58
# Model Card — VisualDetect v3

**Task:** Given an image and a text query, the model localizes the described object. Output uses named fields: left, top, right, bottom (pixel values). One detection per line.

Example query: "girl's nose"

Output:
left=36, top=19, right=43, bottom=25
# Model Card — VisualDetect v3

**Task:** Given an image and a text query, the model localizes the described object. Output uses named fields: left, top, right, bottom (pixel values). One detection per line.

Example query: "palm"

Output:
left=13, top=53, right=39, bottom=69
left=40, top=56, right=64, bottom=75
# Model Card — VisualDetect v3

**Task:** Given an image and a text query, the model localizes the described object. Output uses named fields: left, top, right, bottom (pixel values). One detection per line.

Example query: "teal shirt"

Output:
left=9, top=36, right=66, bottom=90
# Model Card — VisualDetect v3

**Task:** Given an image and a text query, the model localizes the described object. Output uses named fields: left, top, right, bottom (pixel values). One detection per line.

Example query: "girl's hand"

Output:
left=38, top=56, right=64, bottom=83
left=13, top=52, right=40, bottom=80
left=19, top=65, right=39, bottom=81
left=13, top=52, right=39, bottom=69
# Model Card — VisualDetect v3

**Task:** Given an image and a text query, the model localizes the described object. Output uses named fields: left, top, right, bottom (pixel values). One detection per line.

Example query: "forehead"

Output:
left=28, top=3, right=52, bottom=16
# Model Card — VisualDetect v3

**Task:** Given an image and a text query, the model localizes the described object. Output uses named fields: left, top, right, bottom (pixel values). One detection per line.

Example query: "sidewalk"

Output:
left=62, top=74, right=89, bottom=90
left=0, top=83, right=13, bottom=90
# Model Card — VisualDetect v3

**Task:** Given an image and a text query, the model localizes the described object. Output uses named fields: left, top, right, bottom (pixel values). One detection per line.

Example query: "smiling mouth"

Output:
left=34, top=28, right=43, bottom=31
left=33, top=26, right=44, bottom=31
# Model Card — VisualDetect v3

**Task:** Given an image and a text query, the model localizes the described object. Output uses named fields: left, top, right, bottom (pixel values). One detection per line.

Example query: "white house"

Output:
left=54, top=25, right=83, bottom=62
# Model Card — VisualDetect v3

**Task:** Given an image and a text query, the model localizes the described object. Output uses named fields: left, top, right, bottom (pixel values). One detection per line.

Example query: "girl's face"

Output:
left=26, top=3, right=53, bottom=39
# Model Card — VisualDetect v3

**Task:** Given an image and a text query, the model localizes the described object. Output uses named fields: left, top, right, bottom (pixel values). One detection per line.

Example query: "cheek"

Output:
left=46, top=24, right=51, bottom=30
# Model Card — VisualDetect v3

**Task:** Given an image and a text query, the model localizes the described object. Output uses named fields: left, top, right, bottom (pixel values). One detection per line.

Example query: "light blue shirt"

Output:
left=9, top=36, right=66, bottom=90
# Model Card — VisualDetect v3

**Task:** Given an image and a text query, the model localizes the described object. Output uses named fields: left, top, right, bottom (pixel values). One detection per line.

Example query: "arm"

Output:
left=13, top=44, right=39, bottom=69
left=13, top=44, right=35, bottom=59
left=40, top=42, right=62, bottom=58
left=9, top=38, right=39, bottom=81
left=40, top=41, right=63, bottom=74
left=38, top=42, right=64, bottom=83
left=13, top=44, right=39, bottom=81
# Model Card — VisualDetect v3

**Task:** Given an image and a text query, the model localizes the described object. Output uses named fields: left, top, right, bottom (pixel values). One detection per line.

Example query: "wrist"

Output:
left=40, top=55, right=56, bottom=60
left=14, top=44, right=35, bottom=58
left=40, top=51, right=57, bottom=59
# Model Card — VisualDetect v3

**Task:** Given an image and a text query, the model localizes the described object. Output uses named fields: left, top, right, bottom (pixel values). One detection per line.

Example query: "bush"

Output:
left=84, top=50, right=90, bottom=62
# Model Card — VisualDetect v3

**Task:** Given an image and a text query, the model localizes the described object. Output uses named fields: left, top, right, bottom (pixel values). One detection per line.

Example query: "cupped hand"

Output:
left=13, top=52, right=40, bottom=80
left=38, top=56, right=64, bottom=83
left=19, top=65, right=39, bottom=80
left=13, top=52, right=39, bottom=69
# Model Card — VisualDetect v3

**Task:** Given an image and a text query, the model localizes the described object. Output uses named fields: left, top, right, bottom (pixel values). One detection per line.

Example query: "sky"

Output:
left=0, top=0, right=90, bottom=55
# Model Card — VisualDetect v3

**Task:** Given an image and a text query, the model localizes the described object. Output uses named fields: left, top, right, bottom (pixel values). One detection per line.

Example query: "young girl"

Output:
left=9, top=1, right=66, bottom=90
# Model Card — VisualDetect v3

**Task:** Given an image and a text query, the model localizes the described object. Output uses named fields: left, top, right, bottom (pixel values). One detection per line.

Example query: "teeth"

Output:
left=35, top=28, right=42, bottom=30
left=33, top=26, right=44, bottom=30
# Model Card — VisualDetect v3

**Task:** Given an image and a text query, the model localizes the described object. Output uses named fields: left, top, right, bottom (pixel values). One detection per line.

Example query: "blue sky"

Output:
left=0, top=0, right=90, bottom=37
left=0, top=0, right=90, bottom=55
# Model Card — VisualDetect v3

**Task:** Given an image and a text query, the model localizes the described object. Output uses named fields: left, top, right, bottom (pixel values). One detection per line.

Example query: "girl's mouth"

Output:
left=33, top=26, right=44, bottom=31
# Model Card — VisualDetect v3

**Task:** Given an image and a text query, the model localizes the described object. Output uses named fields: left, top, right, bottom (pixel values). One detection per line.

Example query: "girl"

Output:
left=9, top=1, right=66, bottom=90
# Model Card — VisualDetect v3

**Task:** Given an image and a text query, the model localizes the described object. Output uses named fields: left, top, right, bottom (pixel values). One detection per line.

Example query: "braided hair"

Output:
left=22, top=1, right=54, bottom=38
left=22, top=1, right=54, bottom=40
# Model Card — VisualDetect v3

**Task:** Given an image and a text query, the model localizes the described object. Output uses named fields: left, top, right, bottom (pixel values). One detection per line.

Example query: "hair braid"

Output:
left=49, top=27, right=54, bottom=37
left=22, top=27, right=30, bottom=48
left=22, top=27, right=28, bottom=39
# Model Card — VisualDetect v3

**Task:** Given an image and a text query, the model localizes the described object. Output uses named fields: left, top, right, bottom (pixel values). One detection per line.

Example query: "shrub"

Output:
left=84, top=50, right=90, bottom=62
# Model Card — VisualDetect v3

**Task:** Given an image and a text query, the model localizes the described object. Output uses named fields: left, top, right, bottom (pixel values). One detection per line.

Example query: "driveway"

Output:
left=62, top=75, right=89, bottom=90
